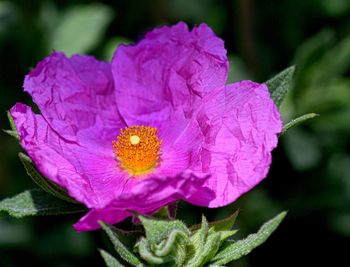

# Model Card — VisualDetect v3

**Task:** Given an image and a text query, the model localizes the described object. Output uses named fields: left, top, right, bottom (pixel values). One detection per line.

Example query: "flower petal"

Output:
left=10, top=103, right=136, bottom=208
left=111, top=22, right=228, bottom=125
left=73, top=172, right=213, bottom=231
left=23, top=52, right=123, bottom=141
left=182, top=81, right=282, bottom=207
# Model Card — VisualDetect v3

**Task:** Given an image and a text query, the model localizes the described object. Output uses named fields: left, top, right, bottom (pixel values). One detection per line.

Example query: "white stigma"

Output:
left=130, top=135, right=140, bottom=145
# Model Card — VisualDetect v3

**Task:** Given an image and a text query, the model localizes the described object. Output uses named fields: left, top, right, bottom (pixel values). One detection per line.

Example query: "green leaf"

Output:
left=2, top=129, right=18, bottom=139
left=136, top=229, right=190, bottom=266
left=138, top=215, right=190, bottom=245
left=190, top=210, right=238, bottom=232
left=210, top=211, right=287, bottom=266
left=187, top=215, right=238, bottom=267
left=99, top=249, right=125, bottom=267
left=19, top=153, right=78, bottom=204
left=0, top=189, right=86, bottom=218
left=136, top=238, right=165, bottom=265
left=190, top=215, right=209, bottom=256
left=51, top=4, right=114, bottom=55
left=155, top=229, right=190, bottom=266
left=4, top=111, right=19, bottom=140
left=108, top=227, right=143, bottom=249
left=188, top=232, right=222, bottom=267
left=153, top=229, right=189, bottom=257
left=282, top=113, right=319, bottom=134
left=217, top=230, right=238, bottom=242
left=99, top=221, right=144, bottom=267
left=266, top=66, right=295, bottom=107
left=210, top=210, right=239, bottom=232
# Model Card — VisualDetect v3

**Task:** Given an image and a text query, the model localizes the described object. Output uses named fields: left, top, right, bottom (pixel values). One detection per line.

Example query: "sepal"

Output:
left=3, top=110, right=19, bottom=140
left=266, top=66, right=295, bottom=107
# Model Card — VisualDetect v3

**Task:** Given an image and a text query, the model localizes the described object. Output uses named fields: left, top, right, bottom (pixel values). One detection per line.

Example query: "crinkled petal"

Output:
left=10, top=103, right=136, bottom=208
left=111, top=22, right=228, bottom=125
left=23, top=52, right=123, bottom=141
left=181, top=81, right=282, bottom=207
left=73, top=172, right=213, bottom=231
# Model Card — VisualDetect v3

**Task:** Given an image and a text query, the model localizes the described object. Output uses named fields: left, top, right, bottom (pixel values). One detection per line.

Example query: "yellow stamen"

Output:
left=112, top=126, right=162, bottom=176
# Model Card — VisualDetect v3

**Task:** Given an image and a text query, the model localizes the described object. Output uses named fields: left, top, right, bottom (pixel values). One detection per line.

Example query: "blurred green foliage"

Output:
left=0, top=0, right=349, bottom=266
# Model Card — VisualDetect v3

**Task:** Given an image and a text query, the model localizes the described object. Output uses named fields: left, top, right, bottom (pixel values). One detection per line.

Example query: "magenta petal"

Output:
left=73, top=171, right=213, bottom=231
left=23, top=52, right=123, bottom=141
left=111, top=22, right=228, bottom=125
left=74, top=208, right=131, bottom=232
left=183, top=81, right=282, bottom=207
left=10, top=103, right=136, bottom=208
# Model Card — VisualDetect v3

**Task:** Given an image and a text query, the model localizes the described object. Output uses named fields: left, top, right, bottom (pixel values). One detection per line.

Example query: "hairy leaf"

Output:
left=187, top=231, right=221, bottom=267
left=190, top=215, right=209, bottom=258
left=99, top=249, right=124, bottom=267
left=4, top=111, right=19, bottom=140
left=100, top=221, right=143, bottom=267
left=137, top=238, right=165, bottom=265
left=190, top=210, right=238, bottom=232
left=0, top=189, right=86, bottom=218
left=138, top=215, right=190, bottom=245
left=282, top=113, right=319, bottom=134
left=154, top=229, right=189, bottom=257
left=266, top=66, right=295, bottom=107
left=210, top=212, right=287, bottom=266
left=211, top=210, right=239, bottom=232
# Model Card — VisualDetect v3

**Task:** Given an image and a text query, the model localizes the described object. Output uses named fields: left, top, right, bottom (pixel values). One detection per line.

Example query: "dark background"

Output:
left=0, top=0, right=349, bottom=266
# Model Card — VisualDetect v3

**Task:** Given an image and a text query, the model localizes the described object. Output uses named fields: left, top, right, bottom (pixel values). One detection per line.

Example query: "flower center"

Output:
left=112, top=126, right=162, bottom=176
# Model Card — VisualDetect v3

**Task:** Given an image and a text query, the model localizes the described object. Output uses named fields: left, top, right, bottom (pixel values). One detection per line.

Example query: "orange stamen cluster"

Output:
left=112, top=126, right=162, bottom=176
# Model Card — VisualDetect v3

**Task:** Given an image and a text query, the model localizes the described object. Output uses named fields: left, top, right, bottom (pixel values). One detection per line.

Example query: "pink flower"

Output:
left=10, top=22, right=282, bottom=231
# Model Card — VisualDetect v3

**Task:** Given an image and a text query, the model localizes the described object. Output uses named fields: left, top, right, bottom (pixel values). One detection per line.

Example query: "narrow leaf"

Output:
left=0, top=189, right=86, bottom=218
left=190, top=215, right=209, bottom=254
left=138, top=215, right=190, bottom=245
left=99, top=221, right=143, bottom=267
left=2, top=129, right=18, bottom=139
left=187, top=232, right=222, bottom=267
left=99, top=249, right=125, bottom=267
left=19, top=153, right=78, bottom=204
left=266, top=66, right=295, bottom=107
left=211, top=211, right=287, bottom=266
left=282, top=113, right=319, bottom=134
left=5, top=111, right=19, bottom=140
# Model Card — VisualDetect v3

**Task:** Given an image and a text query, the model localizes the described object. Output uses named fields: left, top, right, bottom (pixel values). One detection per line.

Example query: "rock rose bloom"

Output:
left=10, top=22, right=281, bottom=231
